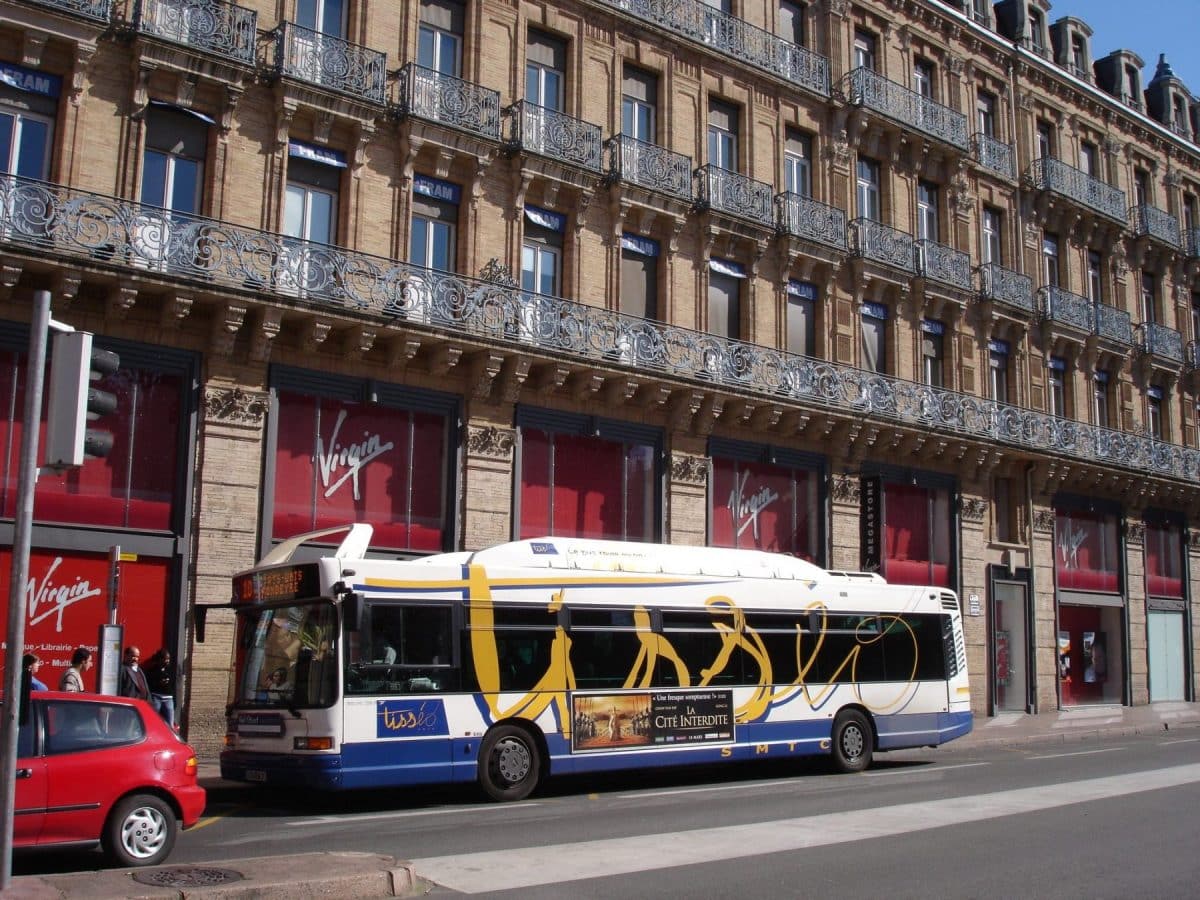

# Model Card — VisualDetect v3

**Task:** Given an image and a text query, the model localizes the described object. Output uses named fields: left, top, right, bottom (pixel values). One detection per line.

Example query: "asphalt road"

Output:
left=17, top=732, right=1200, bottom=897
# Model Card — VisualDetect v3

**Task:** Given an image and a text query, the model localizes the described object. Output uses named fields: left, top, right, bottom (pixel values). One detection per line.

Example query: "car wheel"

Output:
left=478, top=724, right=541, bottom=802
left=102, top=793, right=177, bottom=867
left=830, top=709, right=873, bottom=774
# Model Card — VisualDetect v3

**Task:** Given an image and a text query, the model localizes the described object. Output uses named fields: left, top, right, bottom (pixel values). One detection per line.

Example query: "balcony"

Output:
left=1026, top=157, right=1126, bottom=223
left=978, top=263, right=1034, bottom=315
left=849, top=218, right=916, bottom=273
left=22, top=0, right=111, bottom=22
left=1136, top=322, right=1184, bottom=364
left=694, top=166, right=774, bottom=229
left=506, top=101, right=603, bottom=173
left=776, top=192, right=846, bottom=251
left=3, top=172, right=1200, bottom=484
left=1129, top=205, right=1181, bottom=247
left=916, top=239, right=971, bottom=290
left=272, top=22, right=387, bottom=105
left=395, top=63, right=500, bottom=141
left=1095, top=303, right=1133, bottom=345
left=844, top=68, right=969, bottom=151
left=1040, top=285, right=1095, bottom=334
left=133, top=0, right=257, bottom=67
left=606, top=135, right=693, bottom=202
left=592, top=0, right=829, bottom=98
left=972, top=133, right=1015, bottom=179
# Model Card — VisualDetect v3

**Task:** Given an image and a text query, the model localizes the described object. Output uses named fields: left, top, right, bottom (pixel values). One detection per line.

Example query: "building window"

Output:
left=526, top=30, right=565, bottom=110
left=1086, top=251, right=1103, bottom=304
left=708, top=99, right=739, bottom=171
left=521, top=206, right=563, bottom=297
left=779, top=0, right=805, bottom=46
left=993, top=477, right=1016, bottom=543
left=1048, top=357, right=1067, bottom=417
left=139, top=105, right=207, bottom=271
left=1080, top=141, right=1099, bottom=179
left=861, top=301, right=887, bottom=373
left=297, top=0, right=346, bottom=38
left=418, top=0, right=464, bottom=75
left=1147, top=386, right=1164, bottom=440
left=1191, top=292, right=1200, bottom=344
left=620, top=233, right=658, bottom=321
left=874, top=479, right=953, bottom=588
left=784, top=128, right=812, bottom=197
left=856, top=157, right=880, bottom=221
left=1134, top=169, right=1150, bottom=207
left=1124, top=63, right=1141, bottom=102
left=285, top=146, right=340, bottom=246
left=1028, top=8, right=1045, bottom=52
left=707, top=258, right=743, bottom=340
left=711, top=450, right=819, bottom=559
left=0, top=108, right=52, bottom=180
left=786, top=280, right=817, bottom=357
left=1042, top=233, right=1060, bottom=287
left=1173, top=95, right=1189, bottom=133
left=976, top=91, right=997, bottom=138
left=988, top=339, right=1009, bottom=403
left=1185, top=194, right=1198, bottom=233
left=1070, top=34, right=1087, bottom=75
left=1054, top=506, right=1119, bottom=593
left=917, top=180, right=939, bottom=241
left=1142, top=271, right=1158, bottom=323
left=853, top=30, right=876, bottom=70
left=921, top=319, right=944, bottom=388
left=622, top=67, right=657, bottom=144
left=410, top=175, right=459, bottom=273
left=1145, top=520, right=1184, bottom=598
left=1092, top=370, right=1111, bottom=429
left=1036, top=120, right=1054, bottom=159
left=913, top=59, right=935, bottom=99
left=982, top=206, right=1002, bottom=264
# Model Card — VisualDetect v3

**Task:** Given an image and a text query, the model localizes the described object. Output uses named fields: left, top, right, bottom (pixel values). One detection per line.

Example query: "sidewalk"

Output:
left=10, top=703, right=1200, bottom=899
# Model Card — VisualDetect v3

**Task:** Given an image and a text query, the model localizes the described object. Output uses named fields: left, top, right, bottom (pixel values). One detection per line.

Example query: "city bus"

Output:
left=205, top=524, right=972, bottom=801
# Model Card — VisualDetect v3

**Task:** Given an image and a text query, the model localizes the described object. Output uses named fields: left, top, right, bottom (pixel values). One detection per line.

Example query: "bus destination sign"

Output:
left=232, top=564, right=320, bottom=605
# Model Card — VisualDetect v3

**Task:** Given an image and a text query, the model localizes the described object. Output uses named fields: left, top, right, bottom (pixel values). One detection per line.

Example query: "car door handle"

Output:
left=16, top=769, right=32, bottom=779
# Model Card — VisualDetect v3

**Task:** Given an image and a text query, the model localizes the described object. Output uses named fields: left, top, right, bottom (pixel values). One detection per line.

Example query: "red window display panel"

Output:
left=0, top=548, right=171, bottom=691
left=710, top=458, right=816, bottom=559
left=882, top=482, right=952, bottom=587
left=519, top=430, right=652, bottom=542
left=272, top=392, right=447, bottom=552
left=0, top=353, right=181, bottom=530
left=1055, top=509, right=1119, bottom=593
left=1145, top=522, right=1183, bottom=598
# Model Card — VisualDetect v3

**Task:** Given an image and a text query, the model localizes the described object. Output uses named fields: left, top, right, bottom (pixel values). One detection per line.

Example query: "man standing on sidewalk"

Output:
left=118, top=646, right=150, bottom=701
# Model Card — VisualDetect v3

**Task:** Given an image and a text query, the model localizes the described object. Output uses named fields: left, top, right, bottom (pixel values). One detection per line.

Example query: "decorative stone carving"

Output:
left=831, top=473, right=860, bottom=504
left=466, top=424, right=514, bottom=460
left=204, top=386, right=268, bottom=426
left=1126, top=521, right=1145, bottom=546
left=1190, top=528, right=1200, bottom=550
left=1033, top=508, right=1056, bottom=534
left=961, top=497, right=988, bottom=523
left=670, top=454, right=708, bottom=485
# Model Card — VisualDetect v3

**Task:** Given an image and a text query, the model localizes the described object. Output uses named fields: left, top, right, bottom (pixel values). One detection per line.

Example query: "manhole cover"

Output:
left=132, top=866, right=244, bottom=887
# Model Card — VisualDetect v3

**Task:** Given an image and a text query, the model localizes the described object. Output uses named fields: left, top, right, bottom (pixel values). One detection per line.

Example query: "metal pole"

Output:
left=0, top=289, right=51, bottom=888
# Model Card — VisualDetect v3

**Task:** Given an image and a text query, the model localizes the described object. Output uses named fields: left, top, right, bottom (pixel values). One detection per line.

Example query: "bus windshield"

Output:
left=228, top=602, right=338, bottom=710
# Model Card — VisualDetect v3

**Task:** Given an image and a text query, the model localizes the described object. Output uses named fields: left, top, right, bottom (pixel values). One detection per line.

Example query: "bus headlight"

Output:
left=294, top=736, right=334, bottom=751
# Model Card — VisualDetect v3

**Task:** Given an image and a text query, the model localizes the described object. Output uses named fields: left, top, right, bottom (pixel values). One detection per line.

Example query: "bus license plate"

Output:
left=245, top=769, right=267, bottom=783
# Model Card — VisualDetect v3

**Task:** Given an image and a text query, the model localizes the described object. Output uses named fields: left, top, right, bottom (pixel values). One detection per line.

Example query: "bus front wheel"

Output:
left=830, top=709, right=873, bottom=774
left=478, top=724, right=541, bottom=802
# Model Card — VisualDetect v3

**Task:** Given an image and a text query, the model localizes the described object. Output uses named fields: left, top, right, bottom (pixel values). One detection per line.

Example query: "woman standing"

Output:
left=58, top=647, right=93, bottom=692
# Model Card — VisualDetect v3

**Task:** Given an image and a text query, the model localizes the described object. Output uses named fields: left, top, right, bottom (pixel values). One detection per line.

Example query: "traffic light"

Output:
left=44, top=331, right=120, bottom=469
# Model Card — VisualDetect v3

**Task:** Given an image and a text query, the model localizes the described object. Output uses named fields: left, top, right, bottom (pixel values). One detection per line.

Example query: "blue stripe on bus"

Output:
left=220, top=750, right=344, bottom=788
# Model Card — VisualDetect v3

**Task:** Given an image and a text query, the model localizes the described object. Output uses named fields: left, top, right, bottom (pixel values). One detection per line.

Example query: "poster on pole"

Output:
left=97, top=623, right=122, bottom=696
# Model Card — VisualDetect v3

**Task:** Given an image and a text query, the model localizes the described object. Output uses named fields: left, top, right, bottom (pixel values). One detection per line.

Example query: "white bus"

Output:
left=206, top=525, right=972, bottom=801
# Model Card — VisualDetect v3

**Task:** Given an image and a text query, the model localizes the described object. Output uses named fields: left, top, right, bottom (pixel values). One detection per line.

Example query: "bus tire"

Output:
left=830, top=709, right=873, bottom=774
left=478, top=724, right=541, bottom=802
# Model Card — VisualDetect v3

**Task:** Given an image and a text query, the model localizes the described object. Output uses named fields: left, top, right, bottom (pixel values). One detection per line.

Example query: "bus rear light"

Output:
left=294, top=736, right=334, bottom=751
left=224, top=733, right=237, bottom=748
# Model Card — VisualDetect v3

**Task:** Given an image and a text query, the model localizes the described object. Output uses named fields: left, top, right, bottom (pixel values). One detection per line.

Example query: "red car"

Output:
left=13, top=691, right=206, bottom=867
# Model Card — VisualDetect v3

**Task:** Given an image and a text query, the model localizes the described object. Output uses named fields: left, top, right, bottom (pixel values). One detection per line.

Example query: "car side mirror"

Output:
left=342, top=592, right=363, bottom=633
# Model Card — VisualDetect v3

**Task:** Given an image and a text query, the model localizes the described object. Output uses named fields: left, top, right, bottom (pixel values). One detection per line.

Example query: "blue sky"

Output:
left=1047, top=1, right=1199, bottom=96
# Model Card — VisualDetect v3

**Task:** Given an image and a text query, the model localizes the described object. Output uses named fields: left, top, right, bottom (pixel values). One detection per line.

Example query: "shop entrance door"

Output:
left=992, top=578, right=1029, bottom=712
left=1147, top=610, right=1185, bottom=702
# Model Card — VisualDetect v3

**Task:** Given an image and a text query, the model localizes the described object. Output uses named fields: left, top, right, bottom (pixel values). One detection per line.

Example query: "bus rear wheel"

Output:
left=831, top=709, right=873, bottom=774
left=479, top=724, right=541, bottom=802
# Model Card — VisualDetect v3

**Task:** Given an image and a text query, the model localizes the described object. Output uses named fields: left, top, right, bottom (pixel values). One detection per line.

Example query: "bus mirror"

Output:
left=195, top=606, right=208, bottom=644
left=343, top=592, right=363, bottom=633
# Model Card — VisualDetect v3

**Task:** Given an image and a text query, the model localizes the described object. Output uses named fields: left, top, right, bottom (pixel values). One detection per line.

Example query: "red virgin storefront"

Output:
left=860, top=468, right=956, bottom=588
left=0, top=323, right=196, bottom=693
left=264, top=367, right=458, bottom=556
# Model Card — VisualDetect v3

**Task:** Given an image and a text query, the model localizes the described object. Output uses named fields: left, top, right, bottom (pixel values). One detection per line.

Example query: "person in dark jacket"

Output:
left=145, top=649, right=177, bottom=728
left=118, top=646, right=150, bottom=702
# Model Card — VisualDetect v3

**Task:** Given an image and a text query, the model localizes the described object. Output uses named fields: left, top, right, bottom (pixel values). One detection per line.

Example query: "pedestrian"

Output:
left=145, top=648, right=177, bottom=728
left=59, top=647, right=93, bottom=692
left=118, top=645, right=150, bottom=701
left=22, top=653, right=48, bottom=691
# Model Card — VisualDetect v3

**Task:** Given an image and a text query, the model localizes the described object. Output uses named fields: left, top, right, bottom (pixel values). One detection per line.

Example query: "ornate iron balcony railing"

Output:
left=3, top=173, right=1200, bottom=483
left=23, top=0, right=112, bottom=22
left=971, top=132, right=1015, bottom=179
left=134, top=0, right=257, bottom=66
left=592, top=0, right=829, bottom=97
left=395, top=63, right=500, bottom=140
left=1027, top=157, right=1127, bottom=223
left=776, top=192, right=846, bottom=250
left=978, top=263, right=1034, bottom=314
left=694, top=165, right=774, bottom=228
left=844, top=68, right=969, bottom=150
left=272, top=22, right=387, bottom=105
left=1041, top=285, right=1095, bottom=333
left=849, top=218, right=916, bottom=273
left=1136, top=322, right=1184, bottom=363
left=1118, top=92, right=1144, bottom=112
left=1129, top=204, right=1181, bottom=247
left=917, top=239, right=972, bottom=290
left=1095, top=303, right=1133, bottom=345
left=506, top=101, right=603, bottom=173
left=606, top=135, right=693, bottom=202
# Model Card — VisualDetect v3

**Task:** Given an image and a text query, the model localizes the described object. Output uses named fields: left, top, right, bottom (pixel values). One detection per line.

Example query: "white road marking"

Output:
left=862, top=762, right=989, bottom=777
left=1160, top=738, right=1200, bottom=746
left=1027, top=747, right=1125, bottom=760
left=619, top=777, right=806, bottom=799
left=411, top=763, right=1200, bottom=894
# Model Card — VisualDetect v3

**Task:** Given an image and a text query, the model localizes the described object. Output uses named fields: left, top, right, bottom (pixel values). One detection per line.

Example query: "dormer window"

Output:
left=1070, top=35, right=1086, bottom=76
left=1029, top=8, right=1045, bottom=53
left=1173, top=95, right=1189, bottom=134
left=1124, top=64, right=1140, bottom=103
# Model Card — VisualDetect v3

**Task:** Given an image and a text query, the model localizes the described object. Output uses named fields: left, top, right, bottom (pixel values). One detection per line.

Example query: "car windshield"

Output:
left=229, top=602, right=338, bottom=709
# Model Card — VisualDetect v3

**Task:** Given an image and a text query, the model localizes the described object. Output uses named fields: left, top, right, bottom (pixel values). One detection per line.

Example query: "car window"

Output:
left=44, top=701, right=145, bottom=755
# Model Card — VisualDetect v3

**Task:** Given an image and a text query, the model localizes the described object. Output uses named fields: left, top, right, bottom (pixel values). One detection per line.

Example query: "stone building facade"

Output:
left=1, top=0, right=1199, bottom=752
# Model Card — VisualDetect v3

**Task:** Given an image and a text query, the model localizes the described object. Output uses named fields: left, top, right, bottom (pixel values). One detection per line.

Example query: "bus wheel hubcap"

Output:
left=495, top=738, right=531, bottom=784
left=843, top=726, right=863, bottom=759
